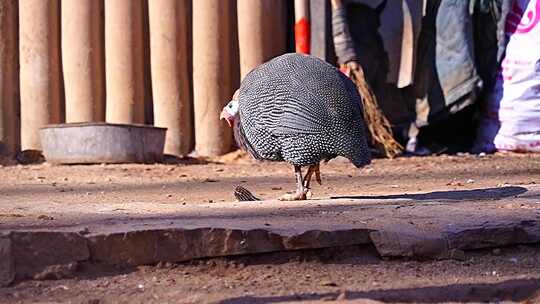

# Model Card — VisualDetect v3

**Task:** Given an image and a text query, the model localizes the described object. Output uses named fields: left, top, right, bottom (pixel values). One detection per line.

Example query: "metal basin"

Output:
left=39, top=122, right=167, bottom=164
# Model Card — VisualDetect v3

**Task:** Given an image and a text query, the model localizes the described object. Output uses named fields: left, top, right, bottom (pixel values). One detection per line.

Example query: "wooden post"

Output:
left=105, top=0, right=145, bottom=124
left=19, top=0, right=61, bottom=150
left=148, top=0, right=193, bottom=156
left=237, top=0, right=267, bottom=79
left=61, top=0, right=105, bottom=123
left=0, top=0, right=19, bottom=155
left=237, top=0, right=287, bottom=79
left=294, top=0, right=310, bottom=54
left=193, top=0, right=236, bottom=157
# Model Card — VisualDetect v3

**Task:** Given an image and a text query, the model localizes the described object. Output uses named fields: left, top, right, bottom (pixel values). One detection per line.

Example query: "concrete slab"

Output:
left=1, top=185, right=540, bottom=286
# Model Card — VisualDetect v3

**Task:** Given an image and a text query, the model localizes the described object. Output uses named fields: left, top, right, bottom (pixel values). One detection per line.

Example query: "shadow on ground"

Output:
left=332, top=186, right=530, bottom=201
left=219, top=278, right=540, bottom=304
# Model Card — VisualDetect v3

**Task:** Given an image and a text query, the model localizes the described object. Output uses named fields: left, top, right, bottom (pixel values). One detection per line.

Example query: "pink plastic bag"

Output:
left=475, top=0, right=540, bottom=152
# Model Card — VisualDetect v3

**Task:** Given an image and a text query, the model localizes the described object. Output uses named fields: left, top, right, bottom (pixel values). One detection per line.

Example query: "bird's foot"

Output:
left=278, top=189, right=311, bottom=201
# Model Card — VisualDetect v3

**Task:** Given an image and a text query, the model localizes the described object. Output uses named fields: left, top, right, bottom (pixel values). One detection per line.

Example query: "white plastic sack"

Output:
left=475, top=0, right=540, bottom=153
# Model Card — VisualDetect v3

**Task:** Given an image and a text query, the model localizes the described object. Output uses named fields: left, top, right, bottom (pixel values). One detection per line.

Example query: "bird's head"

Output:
left=220, top=99, right=239, bottom=128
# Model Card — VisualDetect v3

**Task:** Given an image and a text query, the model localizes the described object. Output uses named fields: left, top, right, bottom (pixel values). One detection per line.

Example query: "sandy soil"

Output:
left=0, top=152, right=538, bottom=209
left=1, top=151, right=539, bottom=229
left=1, top=152, right=540, bottom=303
left=1, top=244, right=539, bottom=304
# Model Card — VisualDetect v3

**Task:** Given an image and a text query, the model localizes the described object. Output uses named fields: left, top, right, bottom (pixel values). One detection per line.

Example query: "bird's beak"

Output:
left=220, top=111, right=233, bottom=128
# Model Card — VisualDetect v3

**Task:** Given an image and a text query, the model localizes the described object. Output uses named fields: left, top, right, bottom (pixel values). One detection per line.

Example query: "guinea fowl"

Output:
left=220, top=53, right=371, bottom=201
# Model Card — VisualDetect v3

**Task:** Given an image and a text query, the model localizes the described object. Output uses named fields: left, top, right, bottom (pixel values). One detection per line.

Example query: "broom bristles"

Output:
left=345, top=64, right=403, bottom=158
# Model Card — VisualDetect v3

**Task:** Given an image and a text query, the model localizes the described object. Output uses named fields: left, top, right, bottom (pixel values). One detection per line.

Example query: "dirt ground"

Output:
left=1, top=152, right=540, bottom=303
left=0, top=151, right=538, bottom=209
left=1, top=244, right=539, bottom=303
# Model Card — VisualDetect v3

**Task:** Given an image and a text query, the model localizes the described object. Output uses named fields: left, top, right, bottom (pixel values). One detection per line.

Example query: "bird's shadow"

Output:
left=331, top=186, right=530, bottom=202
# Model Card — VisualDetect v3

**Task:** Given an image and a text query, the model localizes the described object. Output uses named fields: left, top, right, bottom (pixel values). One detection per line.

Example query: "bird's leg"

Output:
left=278, top=165, right=308, bottom=201
left=302, top=164, right=322, bottom=199
left=303, top=163, right=322, bottom=189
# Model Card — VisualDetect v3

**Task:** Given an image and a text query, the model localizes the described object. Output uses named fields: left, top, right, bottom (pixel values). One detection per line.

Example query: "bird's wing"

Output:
left=239, top=53, right=340, bottom=136
left=271, top=77, right=332, bottom=135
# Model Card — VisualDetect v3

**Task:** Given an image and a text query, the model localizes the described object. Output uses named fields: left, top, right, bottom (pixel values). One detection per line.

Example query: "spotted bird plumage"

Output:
left=221, top=53, right=371, bottom=201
